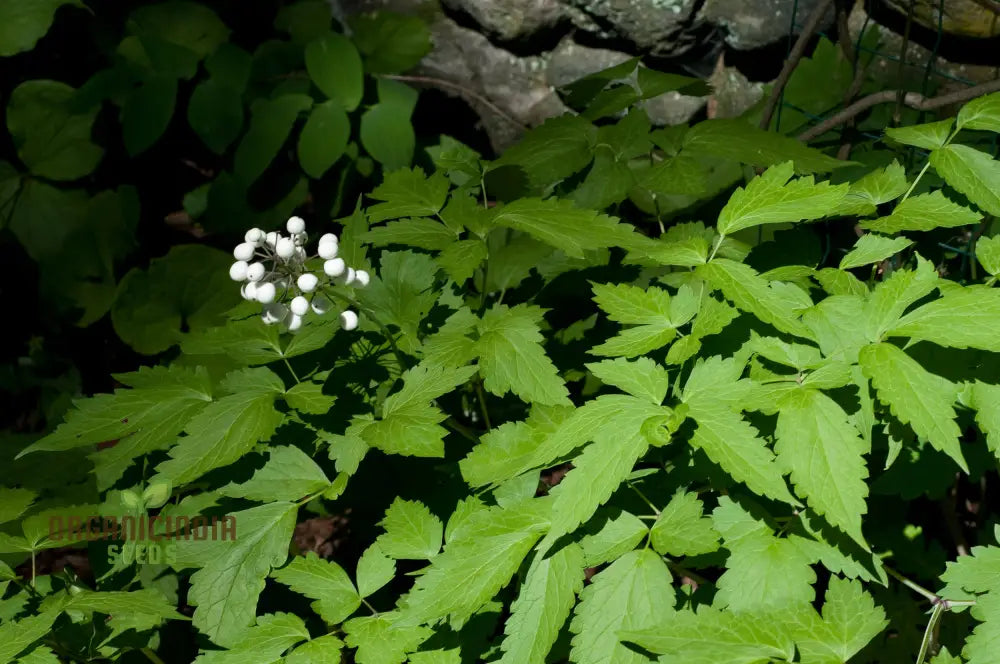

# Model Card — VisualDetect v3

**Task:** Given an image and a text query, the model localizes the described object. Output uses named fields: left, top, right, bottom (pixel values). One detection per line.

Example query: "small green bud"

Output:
left=142, top=480, right=172, bottom=509
left=120, top=490, right=142, bottom=510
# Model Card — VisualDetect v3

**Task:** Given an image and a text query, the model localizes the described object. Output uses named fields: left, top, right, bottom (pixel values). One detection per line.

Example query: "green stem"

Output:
left=900, top=161, right=931, bottom=204
left=283, top=358, right=301, bottom=384
left=915, top=601, right=945, bottom=664
left=474, top=380, right=492, bottom=430
left=628, top=483, right=660, bottom=516
left=362, top=598, right=380, bottom=617
left=707, top=234, right=725, bottom=263
left=141, top=647, right=168, bottom=664
left=324, top=288, right=409, bottom=370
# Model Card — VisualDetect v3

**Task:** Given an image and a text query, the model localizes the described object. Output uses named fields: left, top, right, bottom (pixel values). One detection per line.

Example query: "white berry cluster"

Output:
left=229, top=216, right=369, bottom=333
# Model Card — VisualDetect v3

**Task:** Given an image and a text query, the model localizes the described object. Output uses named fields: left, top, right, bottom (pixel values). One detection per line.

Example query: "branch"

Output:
left=758, top=0, right=835, bottom=130
left=379, top=74, right=529, bottom=131
left=797, top=77, right=1000, bottom=142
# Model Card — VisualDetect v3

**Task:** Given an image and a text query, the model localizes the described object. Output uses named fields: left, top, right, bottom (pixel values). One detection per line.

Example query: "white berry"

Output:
left=297, top=273, right=318, bottom=292
left=290, top=295, right=309, bottom=316
left=276, top=237, right=295, bottom=259
left=246, top=262, right=266, bottom=282
left=265, top=231, right=279, bottom=247
left=340, top=267, right=356, bottom=285
left=286, top=216, right=306, bottom=234
left=319, top=233, right=338, bottom=245
left=245, top=228, right=265, bottom=244
left=255, top=282, right=276, bottom=303
left=324, top=258, right=346, bottom=277
left=286, top=313, right=304, bottom=333
left=241, top=282, right=258, bottom=300
left=261, top=303, right=288, bottom=325
left=233, top=242, right=255, bottom=261
left=340, top=309, right=359, bottom=331
left=229, top=261, right=249, bottom=281
left=311, top=294, right=331, bottom=314
left=354, top=270, right=370, bottom=287
left=318, top=242, right=339, bottom=260
left=292, top=232, right=307, bottom=247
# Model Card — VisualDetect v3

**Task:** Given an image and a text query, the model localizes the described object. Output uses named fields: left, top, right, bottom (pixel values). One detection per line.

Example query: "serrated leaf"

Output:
left=498, top=544, right=585, bottom=664
left=492, top=115, right=596, bottom=187
left=0, top=487, right=37, bottom=525
left=697, top=259, right=812, bottom=340
left=59, top=589, right=183, bottom=620
left=885, top=118, right=954, bottom=150
left=713, top=497, right=816, bottom=611
left=376, top=498, right=443, bottom=560
left=284, top=379, right=336, bottom=415
left=218, top=446, right=330, bottom=502
left=888, top=284, right=1000, bottom=352
left=272, top=553, right=361, bottom=624
left=357, top=543, right=395, bottom=598
left=931, top=143, right=1000, bottom=216
left=774, top=388, right=869, bottom=546
left=578, top=510, right=648, bottom=566
left=491, top=198, right=635, bottom=259
left=358, top=250, right=438, bottom=354
left=717, top=162, right=847, bottom=235
left=858, top=342, right=966, bottom=471
left=285, top=634, right=344, bottom=664
left=863, top=254, right=938, bottom=341
left=572, top=146, right=634, bottom=210
left=476, top=304, right=570, bottom=406
left=305, top=32, right=363, bottom=111
left=193, top=613, right=310, bottom=664
left=0, top=611, right=60, bottom=663
left=861, top=190, right=981, bottom=233
left=365, top=218, right=455, bottom=250
left=650, top=490, right=720, bottom=557
left=436, top=238, right=487, bottom=283
left=586, top=357, right=669, bottom=404
left=155, top=368, right=284, bottom=485
left=622, top=607, right=795, bottom=664
left=977, top=235, right=1000, bottom=276
left=175, top=502, right=298, bottom=647
left=959, top=92, right=1000, bottom=133
left=589, top=282, right=679, bottom=357
left=787, top=577, right=888, bottom=664
left=344, top=612, right=432, bottom=664
left=840, top=234, right=913, bottom=270
left=569, top=549, right=676, bottom=664
left=835, top=160, right=908, bottom=216
left=397, top=504, right=548, bottom=625
left=683, top=119, right=845, bottom=173
left=367, top=168, right=450, bottom=223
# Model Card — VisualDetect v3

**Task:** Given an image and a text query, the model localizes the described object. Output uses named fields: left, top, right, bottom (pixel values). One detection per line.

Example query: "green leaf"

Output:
left=376, top=498, right=443, bottom=560
left=569, top=549, right=675, bottom=664
left=59, top=589, right=183, bottom=620
left=930, top=144, right=1000, bottom=216
left=272, top=553, right=361, bottom=624
left=589, top=282, right=678, bottom=357
left=366, top=217, right=455, bottom=250
left=234, top=94, right=312, bottom=184
left=940, top=537, right=1000, bottom=664
left=650, top=490, right=720, bottom=557
left=497, top=544, right=585, bottom=664
left=476, top=304, right=571, bottom=406
left=976, top=235, right=1000, bottom=276
left=305, top=32, right=363, bottom=111
left=958, top=92, right=1000, bottom=133
left=285, top=380, right=335, bottom=414
left=0, top=487, right=37, bottom=525
left=578, top=511, right=648, bottom=566
left=835, top=160, right=908, bottom=216
left=697, top=259, right=813, bottom=339
left=713, top=497, right=816, bottom=611
left=111, top=244, right=241, bottom=354
left=884, top=118, right=954, bottom=150
left=839, top=234, right=913, bottom=270
left=774, top=387, right=869, bottom=546
left=858, top=342, right=966, bottom=471
left=586, top=357, right=669, bottom=405
left=860, top=190, right=981, bottom=233
left=360, top=81, right=417, bottom=170
left=219, top=446, right=330, bottom=502
left=174, top=502, right=298, bottom=647
left=285, top=634, right=344, bottom=664
left=6, top=79, right=103, bottom=180
left=682, top=119, right=846, bottom=173
left=367, top=168, right=450, bottom=222
left=297, top=100, right=350, bottom=178
left=787, top=577, right=888, bottom=664
left=0, top=612, right=60, bottom=663
left=0, top=0, right=82, bottom=56
left=492, top=198, right=635, bottom=259
left=128, top=2, right=229, bottom=59
left=358, top=249, right=438, bottom=353
left=188, top=79, right=244, bottom=154
left=275, top=1, right=332, bottom=43
left=361, top=363, right=477, bottom=457
left=437, top=238, right=487, bottom=282
left=356, top=544, right=395, bottom=598
left=862, top=254, right=938, bottom=342
left=491, top=115, right=596, bottom=188
left=572, top=146, right=634, bottom=210
left=121, top=75, right=177, bottom=156
left=155, top=368, right=284, bottom=485
left=398, top=504, right=548, bottom=625
left=349, top=11, right=431, bottom=74
left=191, top=614, right=309, bottom=663
left=889, top=285, right=1000, bottom=352
left=344, top=613, right=432, bottom=664
left=717, top=161, right=847, bottom=235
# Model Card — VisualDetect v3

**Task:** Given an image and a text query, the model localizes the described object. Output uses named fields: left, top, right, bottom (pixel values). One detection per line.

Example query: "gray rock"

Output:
left=701, top=0, right=833, bottom=50
left=566, top=0, right=706, bottom=57
left=440, top=0, right=566, bottom=41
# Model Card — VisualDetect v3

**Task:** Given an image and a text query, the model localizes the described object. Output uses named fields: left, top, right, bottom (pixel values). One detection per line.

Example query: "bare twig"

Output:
left=894, top=0, right=916, bottom=124
left=797, top=78, right=1000, bottom=141
left=758, top=0, right=835, bottom=130
left=380, top=74, right=528, bottom=131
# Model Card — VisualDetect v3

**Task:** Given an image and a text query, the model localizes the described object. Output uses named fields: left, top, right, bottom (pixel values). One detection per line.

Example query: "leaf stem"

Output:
left=283, top=358, right=301, bottom=384
left=474, top=380, right=492, bottom=430
left=323, top=288, right=410, bottom=371
left=915, top=601, right=945, bottom=664
left=900, top=161, right=930, bottom=204
left=141, top=647, right=168, bottom=664
left=628, top=483, right=660, bottom=516
left=707, top=234, right=725, bottom=263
